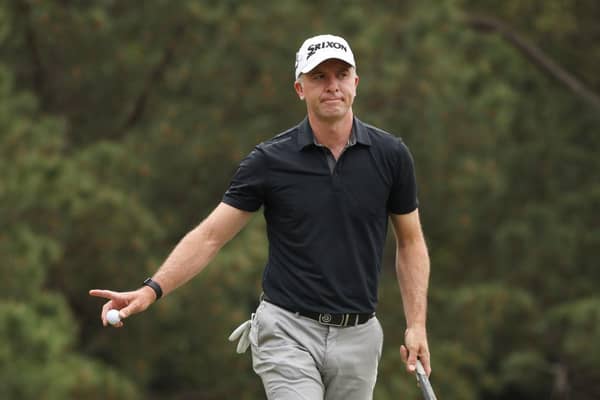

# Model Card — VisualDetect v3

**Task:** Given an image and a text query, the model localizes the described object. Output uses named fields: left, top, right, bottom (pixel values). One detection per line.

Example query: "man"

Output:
left=90, top=34, right=431, bottom=399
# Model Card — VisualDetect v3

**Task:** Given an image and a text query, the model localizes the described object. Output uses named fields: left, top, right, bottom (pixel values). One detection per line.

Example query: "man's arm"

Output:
left=389, top=209, right=432, bottom=376
left=152, top=202, right=253, bottom=295
left=89, top=202, right=253, bottom=326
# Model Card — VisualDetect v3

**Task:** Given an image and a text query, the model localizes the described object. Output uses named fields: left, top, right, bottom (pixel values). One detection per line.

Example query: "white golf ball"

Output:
left=107, top=309, right=121, bottom=325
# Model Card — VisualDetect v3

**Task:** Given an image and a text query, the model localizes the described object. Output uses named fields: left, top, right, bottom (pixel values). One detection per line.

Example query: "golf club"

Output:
left=416, top=359, right=437, bottom=400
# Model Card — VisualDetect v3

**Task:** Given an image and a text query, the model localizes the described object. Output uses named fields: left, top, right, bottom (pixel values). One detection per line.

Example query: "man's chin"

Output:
left=317, top=108, right=350, bottom=121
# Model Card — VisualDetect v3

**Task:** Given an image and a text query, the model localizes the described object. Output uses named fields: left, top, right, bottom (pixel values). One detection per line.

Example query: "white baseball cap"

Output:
left=294, top=34, right=356, bottom=80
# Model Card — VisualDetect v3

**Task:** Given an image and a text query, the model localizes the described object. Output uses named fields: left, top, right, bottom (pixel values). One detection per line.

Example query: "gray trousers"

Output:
left=250, top=301, right=384, bottom=400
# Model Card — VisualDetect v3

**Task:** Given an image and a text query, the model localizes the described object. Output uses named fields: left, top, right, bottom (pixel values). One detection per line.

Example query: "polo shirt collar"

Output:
left=296, top=116, right=372, bottom=151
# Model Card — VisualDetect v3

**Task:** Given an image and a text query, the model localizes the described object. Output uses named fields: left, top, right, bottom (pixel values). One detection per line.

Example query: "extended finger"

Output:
left=89, top=289, right=120, bottom=300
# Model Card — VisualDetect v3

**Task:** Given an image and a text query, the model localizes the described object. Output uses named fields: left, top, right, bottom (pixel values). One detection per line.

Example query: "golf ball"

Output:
left=107, top=309, right=121, bottom=325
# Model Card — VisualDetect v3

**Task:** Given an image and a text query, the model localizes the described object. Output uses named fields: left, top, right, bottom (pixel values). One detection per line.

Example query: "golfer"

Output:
left=90, top=34, right=431, bottom=399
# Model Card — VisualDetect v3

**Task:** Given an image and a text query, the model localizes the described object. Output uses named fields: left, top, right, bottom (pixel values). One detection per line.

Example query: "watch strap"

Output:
left=143, top=278, right=163, bottom=300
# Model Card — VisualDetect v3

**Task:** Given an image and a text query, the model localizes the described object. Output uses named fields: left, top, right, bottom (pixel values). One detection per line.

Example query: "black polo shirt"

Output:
left=222, top=117, right=418, bottom=313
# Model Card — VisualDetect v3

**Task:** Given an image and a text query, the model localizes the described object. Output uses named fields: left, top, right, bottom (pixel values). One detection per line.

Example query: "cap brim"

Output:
left=298, top=56, right=355, bottom=77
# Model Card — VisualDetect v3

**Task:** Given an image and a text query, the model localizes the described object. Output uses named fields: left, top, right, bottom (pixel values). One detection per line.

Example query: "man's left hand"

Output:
left=400, top=325, right=431, bottom=376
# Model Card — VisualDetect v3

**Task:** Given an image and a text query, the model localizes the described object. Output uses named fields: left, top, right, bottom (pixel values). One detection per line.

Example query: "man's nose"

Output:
left=324, top=75, right=340, bottom=92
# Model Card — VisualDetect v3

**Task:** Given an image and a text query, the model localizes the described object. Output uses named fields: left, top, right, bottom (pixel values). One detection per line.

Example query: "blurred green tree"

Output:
left=0, top=64, right=140, bottom=398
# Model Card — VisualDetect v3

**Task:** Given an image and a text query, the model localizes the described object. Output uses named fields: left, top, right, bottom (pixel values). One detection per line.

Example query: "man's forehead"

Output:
left=307, top=59, right=353, bottom=73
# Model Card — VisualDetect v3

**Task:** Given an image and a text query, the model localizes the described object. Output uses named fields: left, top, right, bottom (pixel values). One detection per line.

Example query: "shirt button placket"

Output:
left=332, top=167, right=342, bottom=191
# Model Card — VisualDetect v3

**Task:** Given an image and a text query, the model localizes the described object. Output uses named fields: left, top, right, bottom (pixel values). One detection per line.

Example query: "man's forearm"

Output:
left=149, top=202, right=252, bottom=297
left=395, top=238, right=430, bottom=328
left=151, top=223, right=223, bottom=297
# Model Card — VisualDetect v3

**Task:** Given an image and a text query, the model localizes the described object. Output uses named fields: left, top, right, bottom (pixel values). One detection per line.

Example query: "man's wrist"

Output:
left=142, top=278, right=163, bottom=300
left=140, top=285, right=158, bottom=302
left=405, top=323, right=427, bottom=333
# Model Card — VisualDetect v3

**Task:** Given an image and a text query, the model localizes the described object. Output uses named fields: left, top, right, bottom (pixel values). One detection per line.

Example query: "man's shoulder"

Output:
left=356, top=118, right=406, bottom=148
left=256, top=124, right=300, bottom=152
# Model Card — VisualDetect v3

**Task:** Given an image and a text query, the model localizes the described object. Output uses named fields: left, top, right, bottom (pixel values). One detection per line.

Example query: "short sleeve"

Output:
left=387, top=141, right=419, bottom=214
left=222, top=146, right=267, bottom=212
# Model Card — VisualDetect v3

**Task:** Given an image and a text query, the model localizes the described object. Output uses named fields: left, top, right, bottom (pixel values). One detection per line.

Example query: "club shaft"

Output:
left=416, top=360, right=437, bottom=400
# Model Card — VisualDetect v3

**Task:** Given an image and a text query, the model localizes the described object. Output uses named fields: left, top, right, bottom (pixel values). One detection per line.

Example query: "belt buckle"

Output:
left=318, top=313, right=346, bottom=327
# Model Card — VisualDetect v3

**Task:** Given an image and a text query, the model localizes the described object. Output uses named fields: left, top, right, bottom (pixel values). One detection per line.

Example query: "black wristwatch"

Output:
left=143, top=278, right=163, bottom=300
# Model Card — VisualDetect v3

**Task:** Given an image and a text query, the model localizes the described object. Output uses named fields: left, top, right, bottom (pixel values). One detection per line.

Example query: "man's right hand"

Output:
left=89, top=286, right=157, bottom=328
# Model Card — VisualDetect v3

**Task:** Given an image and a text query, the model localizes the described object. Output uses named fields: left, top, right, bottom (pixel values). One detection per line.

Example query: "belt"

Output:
left=262, top=294, right=375, bottom=328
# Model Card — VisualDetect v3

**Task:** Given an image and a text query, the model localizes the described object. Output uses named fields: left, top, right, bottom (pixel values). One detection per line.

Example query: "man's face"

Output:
left=294, top=59, right=359, bottom=122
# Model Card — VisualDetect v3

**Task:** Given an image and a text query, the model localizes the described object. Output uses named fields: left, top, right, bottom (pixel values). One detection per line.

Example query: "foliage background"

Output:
left=1, top=0, right=598, bottom=399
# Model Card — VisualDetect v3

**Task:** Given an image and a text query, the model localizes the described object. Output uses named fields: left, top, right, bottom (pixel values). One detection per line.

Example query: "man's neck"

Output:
left=308, top=111, right=354, bottom=150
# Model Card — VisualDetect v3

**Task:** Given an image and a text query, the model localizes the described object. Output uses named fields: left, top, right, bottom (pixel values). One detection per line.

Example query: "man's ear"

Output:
left=294, top=80, right=305, bottom=100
